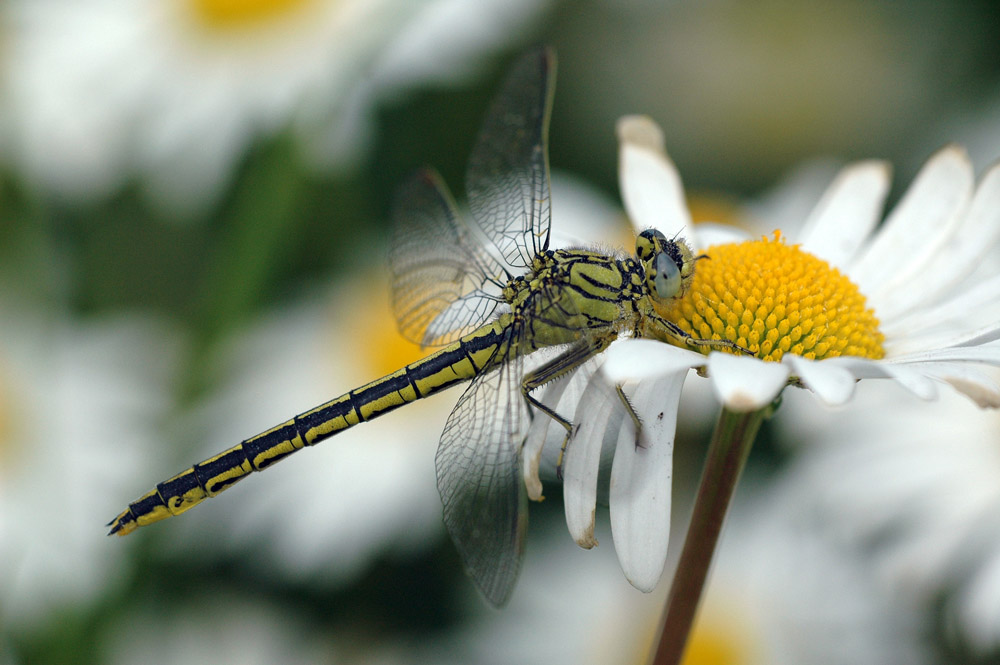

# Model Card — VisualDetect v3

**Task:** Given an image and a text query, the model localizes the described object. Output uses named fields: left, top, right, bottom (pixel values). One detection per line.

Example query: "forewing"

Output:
left=390, top=168, right=508, bottom=346
left=435, top=343, right=528, bottom=606
left=466, top=46, right=556, bottom=269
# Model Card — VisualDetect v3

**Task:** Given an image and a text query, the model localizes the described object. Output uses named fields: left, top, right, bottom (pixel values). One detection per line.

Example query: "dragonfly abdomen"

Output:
left=107, top=318, right=512, bottom=536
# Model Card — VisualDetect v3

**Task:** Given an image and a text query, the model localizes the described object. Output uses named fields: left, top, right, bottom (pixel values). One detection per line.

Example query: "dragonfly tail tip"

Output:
left=106, top=512, right=137, bottom=537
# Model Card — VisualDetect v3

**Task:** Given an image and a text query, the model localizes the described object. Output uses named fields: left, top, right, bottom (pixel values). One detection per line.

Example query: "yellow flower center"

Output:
left=188, top=0, right=312, bottom=29
left=657, top=232, right=884, bottom=362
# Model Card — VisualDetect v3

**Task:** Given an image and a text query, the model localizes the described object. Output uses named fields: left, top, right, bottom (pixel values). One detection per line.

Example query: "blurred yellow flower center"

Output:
left=657, top=232, right=884, bottom=362
left=681, top=608, right=760, bottom=665
left=0, top=364, right=15, bottom=468
left=355, top=277, right=427, bottom=377
left=189, top=0, right=310, bottom=28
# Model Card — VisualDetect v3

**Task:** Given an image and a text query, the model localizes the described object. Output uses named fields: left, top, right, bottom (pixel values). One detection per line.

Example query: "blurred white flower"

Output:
left=690, top=474, right=933, bottom=665
left=423, top=517, right=662, bottom=665
left=0, top=309, right=179, bottom=632
left=105, top=472, right=933, bottom=665
left=776, top=381, right=1000, bottom=657
left=105, top=529, right=653, bottom=665
left=2, top=0, right=549, bottom=214
left=423, top=475, right=929, bottom=665
left=105, top=590, right=337, bottom=665
left=563, top=114, right=1000, bottom=594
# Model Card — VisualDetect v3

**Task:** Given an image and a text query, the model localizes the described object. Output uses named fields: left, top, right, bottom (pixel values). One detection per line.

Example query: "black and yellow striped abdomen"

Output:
left=108, top=318, right=512, bottom=536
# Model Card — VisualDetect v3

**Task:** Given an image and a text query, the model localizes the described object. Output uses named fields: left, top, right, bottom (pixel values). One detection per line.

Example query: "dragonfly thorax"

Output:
left=505, top=248, right=643, bottom=351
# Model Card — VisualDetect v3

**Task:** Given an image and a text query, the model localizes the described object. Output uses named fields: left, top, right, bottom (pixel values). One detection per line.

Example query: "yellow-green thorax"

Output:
left=503, top=248, right=647, bottom=350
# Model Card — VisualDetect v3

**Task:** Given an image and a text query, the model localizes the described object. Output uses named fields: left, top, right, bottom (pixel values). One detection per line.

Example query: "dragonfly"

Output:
left=108, top=46, right=745, bottom=606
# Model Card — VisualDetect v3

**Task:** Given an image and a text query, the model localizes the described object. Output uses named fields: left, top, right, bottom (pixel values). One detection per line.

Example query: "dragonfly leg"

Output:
left=524, top=395, right=574, bottom=481
left=615, top=384, right=645, bottom=450
left=652, top=315, right=754, bottom=356
left=521, top=336, right=614, bottom=479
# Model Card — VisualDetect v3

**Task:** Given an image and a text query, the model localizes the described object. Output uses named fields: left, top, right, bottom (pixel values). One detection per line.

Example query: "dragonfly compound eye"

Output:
left=651, top=251, right=682, bottom=300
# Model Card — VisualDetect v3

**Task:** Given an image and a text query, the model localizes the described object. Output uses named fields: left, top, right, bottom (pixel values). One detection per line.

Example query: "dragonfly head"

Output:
left=635, top=229, right=697, bottom=303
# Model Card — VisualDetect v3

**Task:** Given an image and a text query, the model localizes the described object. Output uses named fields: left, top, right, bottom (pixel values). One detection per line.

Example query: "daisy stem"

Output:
left=650, top=405, right=768, bottom=665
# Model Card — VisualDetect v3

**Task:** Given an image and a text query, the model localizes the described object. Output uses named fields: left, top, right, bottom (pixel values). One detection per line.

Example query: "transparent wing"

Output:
left=466, top=46, right=556, bottom=269
left=390, top=168, right=509, bottom=347
left=435, top=337, right=529, bottom=607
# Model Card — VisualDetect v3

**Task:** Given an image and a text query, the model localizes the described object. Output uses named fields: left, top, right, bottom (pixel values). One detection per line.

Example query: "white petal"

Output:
left=880, top=272, right=1000, bottom=335
left=889, top=344, right=1000, bottom=366
left=886, top=322, right=1000, bottom=357
left=522, top=372, right=574, bottom=502
left=708, top=353, right=790, bottom=411
left=952, top=326, right=1000, bottom=349
left=609, top=373, right=684, bottom=593
left=850, top=146, right=973, bottom=298
left=617, top=115, right=693, bottom=239
left=783, top=354, right=857, bottom=405
left=799, top=160, right=891, bottom=269
left=692, top=222, right=751, bottom=251
left=562, top=376, right=619, bottom=549
left=600, top=338, right=704, bottom=384
left=874, top=161, right=1000, bottom=322
left=826, top=356, right=939, bottom=400
left=918, top=362, right=1000, bottom=408
left=744, top=159, right=841, bottom=234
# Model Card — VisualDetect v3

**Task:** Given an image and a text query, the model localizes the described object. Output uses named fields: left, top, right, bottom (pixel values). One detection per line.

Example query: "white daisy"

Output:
left=0, top=309, right=179, bottom=633
left=562, top=114, right=1000, bottom=594
left=2, top=0, right=549, bottom=214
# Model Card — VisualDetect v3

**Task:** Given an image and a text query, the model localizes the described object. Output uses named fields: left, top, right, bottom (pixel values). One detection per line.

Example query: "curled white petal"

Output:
left=708, top=353, right=790, bottom=411
left=616, top=115, right=693, bottom=240
left=610, top=373, right=684, bottom=593
left=800, top=160, right=891, bottom=270
left=826, top=356, right=939, bottom=400
left=562, top=376, right=618, bottom=549
left=600, top=339, right=704, bottom=384
left=916, top=362, right=1000, bottom=408
left=522, top=373, right=574, bottom=501
left=784, top=355, right=857, bottom=406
